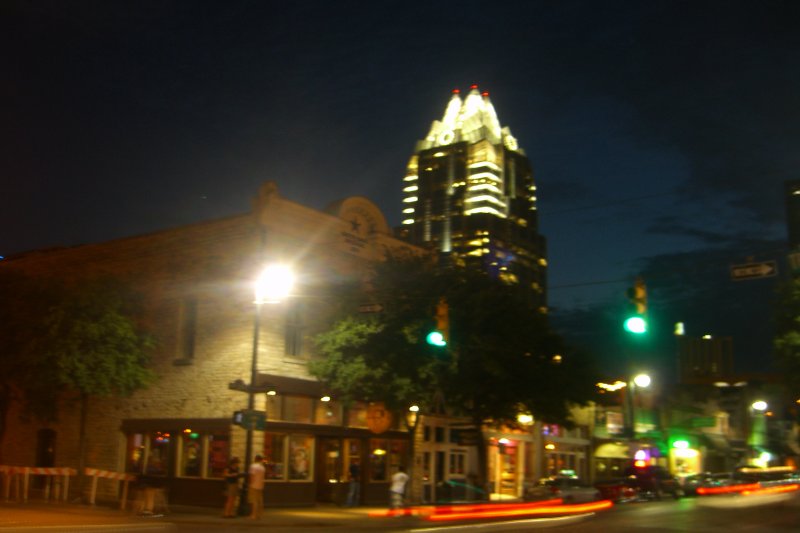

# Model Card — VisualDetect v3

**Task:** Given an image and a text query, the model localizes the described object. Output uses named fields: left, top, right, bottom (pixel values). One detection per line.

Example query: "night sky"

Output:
left=3, top=0, right=799, bottom=348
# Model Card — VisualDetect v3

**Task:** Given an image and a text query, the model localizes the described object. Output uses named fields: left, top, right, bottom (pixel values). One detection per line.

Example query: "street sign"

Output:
left=730, top=261, right=777, bottom=281
left=233, top=409, right=267, bottom=430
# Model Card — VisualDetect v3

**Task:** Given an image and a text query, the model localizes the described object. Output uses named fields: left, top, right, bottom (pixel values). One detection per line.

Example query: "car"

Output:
left=628, top=465, right=683, bottom=500
left=681, top=472, right=732, bottom=496
left=524, top=476, right=601, bottom=503
left=595, top=477, right=639, bottom=502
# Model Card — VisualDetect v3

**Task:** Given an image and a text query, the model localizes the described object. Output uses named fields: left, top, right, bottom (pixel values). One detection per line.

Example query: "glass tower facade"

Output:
left=400, top=86, right=547, bottom=310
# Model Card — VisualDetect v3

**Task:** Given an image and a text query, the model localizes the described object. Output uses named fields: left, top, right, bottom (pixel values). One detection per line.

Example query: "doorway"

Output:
left=315, top=438, right=343, bottom=503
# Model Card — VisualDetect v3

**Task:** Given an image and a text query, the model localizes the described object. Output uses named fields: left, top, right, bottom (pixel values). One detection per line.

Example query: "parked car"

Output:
left=628, top=465, right=683, bottom=500
left=595, top=477, right=639, bottom=502
left=682, top=472, right=733, bottom=496
left=524, top=476, right=601, bottom=503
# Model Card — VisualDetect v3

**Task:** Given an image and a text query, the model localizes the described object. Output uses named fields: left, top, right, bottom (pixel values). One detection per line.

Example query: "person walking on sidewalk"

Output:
left=389, top=466, right=409, bottom=509
left=248, top=455, right=266, bottom=519
left=222, top=457, right=241, bottom=518
left=345, top=460, right=361, bottom=507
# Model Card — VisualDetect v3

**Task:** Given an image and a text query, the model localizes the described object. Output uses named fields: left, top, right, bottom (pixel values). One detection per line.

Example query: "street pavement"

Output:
left=0, top=501, right=410, bottom=532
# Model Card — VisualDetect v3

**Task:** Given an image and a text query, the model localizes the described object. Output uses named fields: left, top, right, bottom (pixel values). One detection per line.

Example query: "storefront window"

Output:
left=369, top=439, right=388, bottom=481
left=288, top=435, right=313, bottom=480
left=126, top=434, right=146, bottom=474
left=347, top=402, right=368, bottom=428
left=344, top=438, right=361, bottom=475
left=314, top=399, right=343, bottom=425
left=388, top=439, right=407, bottom=474
left=265, top=395, right=283, bottom=421
left=126, top=428, right=230, bottom=479
left=263, top=433, right=286, bottom=480
left=145, top=432, right=170, bottom=476
left=207, top=432, right=229, bottom=478
left=284, top=396, right=313, bottom=423
left=179, top=431, right=202, bottom=477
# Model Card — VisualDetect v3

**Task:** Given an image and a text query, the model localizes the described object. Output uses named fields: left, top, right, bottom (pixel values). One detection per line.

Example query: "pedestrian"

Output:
left=222, top=457, right=241, bottom=518
left=345, top=460, right=361, bottom=507
left=389, top=465, right=409, bottom=509
left=248, top=454, right=266, bottom=519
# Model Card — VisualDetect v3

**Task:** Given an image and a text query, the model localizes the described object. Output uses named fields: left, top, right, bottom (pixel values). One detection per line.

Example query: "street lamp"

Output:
left=626, top=373, right=651, bottom=439
left=238, top=264, right=294, bottom=516
left=748, top=400, right=769, bottom=467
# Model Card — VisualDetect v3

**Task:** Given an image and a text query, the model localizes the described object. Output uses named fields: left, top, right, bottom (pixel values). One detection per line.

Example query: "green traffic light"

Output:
left=426, top=331, right=447, bottom=346
left=624, top=316, right=647, bottom=334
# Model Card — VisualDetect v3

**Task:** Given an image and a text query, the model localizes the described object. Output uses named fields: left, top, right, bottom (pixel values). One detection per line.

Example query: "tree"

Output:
left=310, top=255, right=598, bottom=495
left=0, top=272, right=155, bottom=497
left=773, top=276, right=800, bottom=410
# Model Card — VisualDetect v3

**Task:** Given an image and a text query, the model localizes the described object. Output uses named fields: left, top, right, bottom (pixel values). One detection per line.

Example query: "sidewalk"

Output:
left=0, top=501, right=410, bottom=531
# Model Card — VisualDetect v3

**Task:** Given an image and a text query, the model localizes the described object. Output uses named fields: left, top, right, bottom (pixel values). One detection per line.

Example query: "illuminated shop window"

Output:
left=369, top=439, right=408, bottom=482
left=126, top=429, right=230, bottom=479
left=283, top=396, right=313, bottom=423
left=263, top=433, right=286, bottom=480
left=288, top=435, right=313, bottom=481
left=207, top=432, right=229, bottom=478
left=314, top=398, right=343, bottom=426
left=370, top=439, right=388, bottom=481
left=179, top=431, right=202, bottom=477
left=347, top=402, right=368, bottom=428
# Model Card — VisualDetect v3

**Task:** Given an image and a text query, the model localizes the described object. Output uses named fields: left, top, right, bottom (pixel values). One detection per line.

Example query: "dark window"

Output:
left=175, top=297, right=197, bottom=365
left=285, top=300, right=304, bottom=356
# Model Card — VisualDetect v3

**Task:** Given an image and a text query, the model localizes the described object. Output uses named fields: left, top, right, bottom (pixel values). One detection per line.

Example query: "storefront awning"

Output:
left=257, top=374, right=323, bottom=396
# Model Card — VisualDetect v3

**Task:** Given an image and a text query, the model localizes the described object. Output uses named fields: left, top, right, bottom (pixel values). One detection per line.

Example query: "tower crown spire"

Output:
left=420, top=85, right=512, bottom=150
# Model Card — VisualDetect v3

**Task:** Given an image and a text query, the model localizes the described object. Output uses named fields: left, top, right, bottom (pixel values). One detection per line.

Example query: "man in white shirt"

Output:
left=389, top=466, right=409, bottom=509
left=248, top=454, right=266, bottom=519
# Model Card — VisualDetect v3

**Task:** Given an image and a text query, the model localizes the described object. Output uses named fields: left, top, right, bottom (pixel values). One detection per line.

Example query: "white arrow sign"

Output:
left=730, top=261, right=777, bottom=281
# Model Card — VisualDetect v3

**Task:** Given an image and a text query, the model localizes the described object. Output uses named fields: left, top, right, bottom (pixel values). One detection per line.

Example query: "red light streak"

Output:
left=425, top=500, right=613, bottom=522
left=741, top=484, right=799, bottom=496
left=367, top=498, right=578, bottom=519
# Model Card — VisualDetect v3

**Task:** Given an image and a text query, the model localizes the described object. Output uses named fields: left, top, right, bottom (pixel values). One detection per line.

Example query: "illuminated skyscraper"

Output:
left=400, top=85, right=547, bottom=310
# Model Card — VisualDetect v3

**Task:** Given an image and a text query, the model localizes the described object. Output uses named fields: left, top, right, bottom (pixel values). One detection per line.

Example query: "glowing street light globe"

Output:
left=254, top=264, right=295, bottom=304
left=633, top=373, right=651, bottom=388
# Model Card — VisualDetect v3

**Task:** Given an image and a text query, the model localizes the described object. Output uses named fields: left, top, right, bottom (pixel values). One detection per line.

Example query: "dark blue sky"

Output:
left=3, top=0, right=799, bottom=318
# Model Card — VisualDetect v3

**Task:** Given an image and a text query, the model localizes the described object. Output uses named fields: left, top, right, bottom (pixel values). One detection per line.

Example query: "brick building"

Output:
left=1, top=182, right=421, bottom=507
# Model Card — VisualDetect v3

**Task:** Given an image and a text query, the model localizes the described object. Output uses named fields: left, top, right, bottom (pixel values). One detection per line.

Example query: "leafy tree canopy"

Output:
left=0, top=271, right=155, bottom=427
left=310, top=255, right=598, bottom=428
left=773, top=276, right=800, bottom=397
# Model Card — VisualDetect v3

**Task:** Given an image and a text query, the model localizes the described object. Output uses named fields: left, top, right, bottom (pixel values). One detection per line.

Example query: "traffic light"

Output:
left=426, top=298, right=449, bottom=347
left=624, top=277, right=647, bottom=334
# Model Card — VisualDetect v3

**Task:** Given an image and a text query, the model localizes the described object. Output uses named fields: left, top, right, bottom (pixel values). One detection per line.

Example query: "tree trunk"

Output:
left=77, top=392, right=89, bottom=503
left=473, top=417, right=489, bottom=499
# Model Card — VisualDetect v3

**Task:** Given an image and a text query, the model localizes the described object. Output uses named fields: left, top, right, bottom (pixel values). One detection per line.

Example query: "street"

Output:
left=3, top=492, right=799, bottom=533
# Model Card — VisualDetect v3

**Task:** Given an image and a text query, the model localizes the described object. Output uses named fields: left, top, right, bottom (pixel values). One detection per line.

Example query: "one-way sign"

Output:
left=730, top=261, right=777, bottom=281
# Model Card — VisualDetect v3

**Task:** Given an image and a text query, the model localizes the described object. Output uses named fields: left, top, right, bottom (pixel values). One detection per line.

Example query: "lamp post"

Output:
left=625, top=373, right=651, bottom=440
left=238, top=264, right=294, bottom=516
left=748, top=400, right=768, bottom=467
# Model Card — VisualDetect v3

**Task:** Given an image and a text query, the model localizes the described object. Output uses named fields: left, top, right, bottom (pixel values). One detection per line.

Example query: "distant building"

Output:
left=677, top=336, right=734, bottom=385
left=784, top=180, right=800, bottom=250
left=398, top=85, right=548, bottom=310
